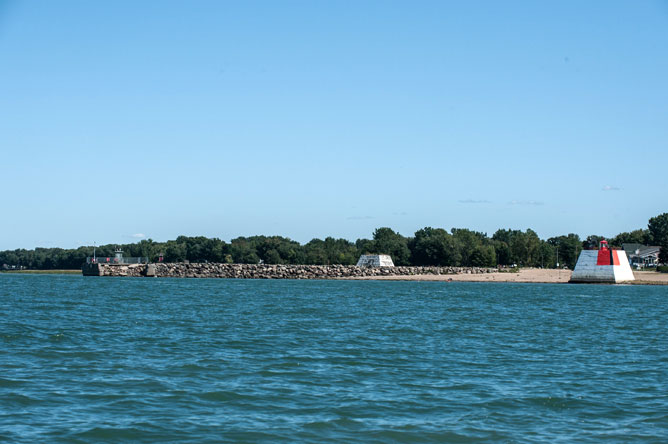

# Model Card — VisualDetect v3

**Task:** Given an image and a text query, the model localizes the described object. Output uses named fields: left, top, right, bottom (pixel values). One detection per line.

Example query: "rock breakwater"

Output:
left=83, top=263, right=497, bottom=279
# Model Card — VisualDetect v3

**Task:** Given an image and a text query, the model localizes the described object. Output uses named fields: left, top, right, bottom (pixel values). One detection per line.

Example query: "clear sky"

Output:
left=1, top=0, right=667, bottom=250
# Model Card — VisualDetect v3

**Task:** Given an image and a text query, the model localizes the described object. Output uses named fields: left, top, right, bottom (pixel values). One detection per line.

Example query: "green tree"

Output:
left=304, top=239, right=328, bottom=264
left=493, top=229, right=522, bottom=265
left=648, top=213, right=668, bottom=264
left=610, top=229, right=650, bottom=247
left=410, top=227, right=461, bottom=266
left=323, top=237, right=357, bottom=264
left=229, top=237, right=261, bottom=264
left=164, top=240, right=187, bottom=262
left=253, top=236, right=303, bottom=264
left=492, top=240, right=511, bottom=265
left=492, top=229, right=541, bottom=266
left=469, top=245, right=496, bottom=267
left=537, top=242, right=556, bottom=268
left=451, top=228, right=487, bottom=266
left=547, top=234, right=581, bottom=269
left=371, top=227, right=411, bottom=265
left=355, top=238, right=375, bottom=255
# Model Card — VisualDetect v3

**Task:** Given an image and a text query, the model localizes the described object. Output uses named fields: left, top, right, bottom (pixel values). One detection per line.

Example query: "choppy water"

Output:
left=1, top=274, right=667, bottom=443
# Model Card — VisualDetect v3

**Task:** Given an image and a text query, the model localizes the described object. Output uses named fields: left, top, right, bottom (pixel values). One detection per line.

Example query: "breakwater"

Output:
left=82, top=263, right=497, bottom=279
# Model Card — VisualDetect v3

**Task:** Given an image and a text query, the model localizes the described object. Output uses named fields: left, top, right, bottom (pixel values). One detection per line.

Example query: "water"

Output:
left=1, top=274, right=667, bottom=443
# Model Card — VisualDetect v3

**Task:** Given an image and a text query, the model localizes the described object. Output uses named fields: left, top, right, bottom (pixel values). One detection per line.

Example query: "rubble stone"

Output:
left=88, top=263, right=497, bottom=279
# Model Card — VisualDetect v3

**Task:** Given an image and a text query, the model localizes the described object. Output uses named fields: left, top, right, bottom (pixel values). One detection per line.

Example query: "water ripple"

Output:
left=1, top=275, right=667, bottom=442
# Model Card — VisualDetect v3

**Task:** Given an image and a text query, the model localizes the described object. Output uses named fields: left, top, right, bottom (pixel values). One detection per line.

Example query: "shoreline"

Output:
left=346, top=269, right=668, bottom=285
left=344, top=268, right=570, bottom=283
left=4, top=266, right=667, bottom=285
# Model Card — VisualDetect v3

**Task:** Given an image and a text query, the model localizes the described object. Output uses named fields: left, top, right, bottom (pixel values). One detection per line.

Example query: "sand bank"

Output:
left=350, top=268, right=668, bottom=285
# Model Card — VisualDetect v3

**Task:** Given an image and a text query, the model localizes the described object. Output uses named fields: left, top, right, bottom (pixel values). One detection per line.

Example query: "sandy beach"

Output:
left=352, top=268, right=668, bottom=285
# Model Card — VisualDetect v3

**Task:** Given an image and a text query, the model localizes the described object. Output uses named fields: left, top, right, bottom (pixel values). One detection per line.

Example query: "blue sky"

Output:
left=1, top=1, right=667, bottom=249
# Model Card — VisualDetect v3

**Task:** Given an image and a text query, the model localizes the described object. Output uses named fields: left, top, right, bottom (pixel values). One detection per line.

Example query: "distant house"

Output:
left=622, top=243, right=661, bottom=268
left=356, top=254, right=395, bottom=267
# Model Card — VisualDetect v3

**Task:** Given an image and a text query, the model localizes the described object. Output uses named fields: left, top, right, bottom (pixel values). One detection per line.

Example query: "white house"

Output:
left=622, top=243, right=661, bottom=268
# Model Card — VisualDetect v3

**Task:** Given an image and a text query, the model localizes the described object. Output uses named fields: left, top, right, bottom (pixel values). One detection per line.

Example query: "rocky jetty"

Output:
left=83, top=263, right=497, bottom=279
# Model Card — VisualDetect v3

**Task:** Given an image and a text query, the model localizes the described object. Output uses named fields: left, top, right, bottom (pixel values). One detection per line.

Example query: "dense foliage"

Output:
left=1, top=214, right=665, bottom=270
left=648, top=213, right=668, bottom=264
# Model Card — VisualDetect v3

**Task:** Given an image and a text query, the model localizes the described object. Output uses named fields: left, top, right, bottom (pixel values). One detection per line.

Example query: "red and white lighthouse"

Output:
left=570, top=240, right=635, bottom=283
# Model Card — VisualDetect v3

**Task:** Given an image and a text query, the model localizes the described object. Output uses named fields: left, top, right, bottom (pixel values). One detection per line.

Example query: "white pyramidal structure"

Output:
left=356, top=254, right=395, bottom=267
left=570, top=240, right=635, bottom=283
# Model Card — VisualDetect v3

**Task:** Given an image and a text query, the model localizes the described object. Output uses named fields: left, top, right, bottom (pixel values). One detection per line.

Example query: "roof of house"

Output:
left=623, top=243, right=661, bottom=258
left=636, top=246, right=661, bottom=257
left=622, top=243, right=644, bottom=254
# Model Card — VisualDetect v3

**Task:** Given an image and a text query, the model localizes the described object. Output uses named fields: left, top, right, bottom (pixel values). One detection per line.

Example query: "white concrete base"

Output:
left=356, top=254, right=395, bottom=267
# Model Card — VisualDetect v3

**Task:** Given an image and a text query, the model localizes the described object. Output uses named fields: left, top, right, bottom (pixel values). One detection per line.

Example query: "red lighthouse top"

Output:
left=597, top=239, right=619, bottom=265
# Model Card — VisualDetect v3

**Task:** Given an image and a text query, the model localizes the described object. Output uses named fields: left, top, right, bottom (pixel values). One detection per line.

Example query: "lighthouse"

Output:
left=569, top=240, right=635, bottom=283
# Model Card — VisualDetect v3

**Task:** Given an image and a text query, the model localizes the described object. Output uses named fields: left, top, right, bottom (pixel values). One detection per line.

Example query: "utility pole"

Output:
left=556, top=246, right=559, bottom=268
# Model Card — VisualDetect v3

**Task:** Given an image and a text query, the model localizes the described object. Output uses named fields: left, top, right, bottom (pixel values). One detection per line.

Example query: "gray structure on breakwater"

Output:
left=82, top=262, right=497, bottom=279
left=356, top=254, right=395, bottom=267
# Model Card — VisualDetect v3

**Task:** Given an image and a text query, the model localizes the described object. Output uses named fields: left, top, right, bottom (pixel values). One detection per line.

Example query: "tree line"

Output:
left=2, top=213, right=667, bottom=270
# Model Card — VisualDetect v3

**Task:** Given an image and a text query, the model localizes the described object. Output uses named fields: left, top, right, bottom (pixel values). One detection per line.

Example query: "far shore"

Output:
left=346, top=268, right=668, bottom=285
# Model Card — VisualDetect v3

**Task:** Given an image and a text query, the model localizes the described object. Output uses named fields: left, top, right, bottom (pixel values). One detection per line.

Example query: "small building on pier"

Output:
left=356, top=254, right=395, bottom=267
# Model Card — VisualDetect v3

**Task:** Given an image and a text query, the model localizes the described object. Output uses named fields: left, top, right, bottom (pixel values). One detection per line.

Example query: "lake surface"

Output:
left=1, top=274, right=667, bottom=443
